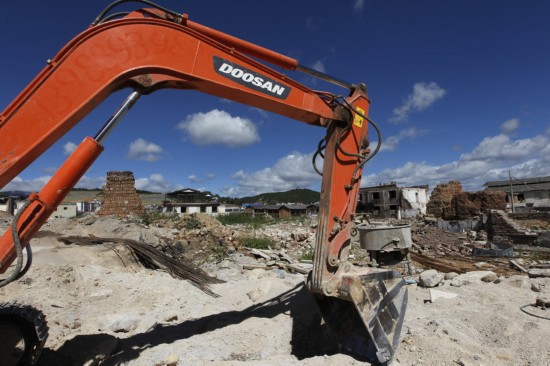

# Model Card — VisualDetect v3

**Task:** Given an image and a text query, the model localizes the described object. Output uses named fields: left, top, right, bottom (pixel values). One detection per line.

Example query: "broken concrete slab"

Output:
left=452, top=271, right=497, bottom=284
left=430, top=289, right=458, bottom=303
left=531, top=278, right=550, bottom=293
left=528, top=269, right=550, bottom=278
left=502, top=275, right=532, bottom=289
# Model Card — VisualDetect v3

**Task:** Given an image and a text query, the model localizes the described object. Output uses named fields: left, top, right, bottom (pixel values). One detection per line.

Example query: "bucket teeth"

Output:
left=313, top=270, right=408, bottom=365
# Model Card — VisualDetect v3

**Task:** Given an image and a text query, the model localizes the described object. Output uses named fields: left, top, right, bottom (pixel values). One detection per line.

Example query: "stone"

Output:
left=166, top=354, right=180, bottom=366
left=247, top=281, right=272, bottom=302
left=481, top=272, right=498, bottom=283
left=89, top=289, right=113, bottom=300
left=418, top=269, right=443, bottom=288
left=451, top=278, right=469, bottom=287
left=502, top=275, right=531, bottom=289
left=453, top=271, right=496, bottom=284
left=429, top=289, right=458, bottom=302
left=528, top=269, right=550, bottom=278
left=531, top=278, right=550, bottom=293
left=102, top=314, right=140, bottom=333
left=164, top=313, right=178, bottom=322
left=444, top=272, right=459, bottom=280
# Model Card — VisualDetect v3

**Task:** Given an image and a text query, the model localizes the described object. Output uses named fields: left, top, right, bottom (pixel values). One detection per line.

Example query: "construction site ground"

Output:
left=1, top=214, right=550, bottom=365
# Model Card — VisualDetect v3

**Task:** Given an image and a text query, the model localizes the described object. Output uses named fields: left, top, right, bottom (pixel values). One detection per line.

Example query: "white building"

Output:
left=400, top=187, right=430, bottom=218
left=52, top=203, right=77, bottom=218
left=358, top=183, right=429, bottom=219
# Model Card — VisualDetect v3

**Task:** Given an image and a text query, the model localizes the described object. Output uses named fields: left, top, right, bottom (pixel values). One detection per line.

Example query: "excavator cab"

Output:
left=0, top=2, right=407, bottom=364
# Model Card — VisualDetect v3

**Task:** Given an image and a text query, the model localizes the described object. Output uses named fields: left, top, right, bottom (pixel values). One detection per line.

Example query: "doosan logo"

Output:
left=213, top=56, right=290, bottom=99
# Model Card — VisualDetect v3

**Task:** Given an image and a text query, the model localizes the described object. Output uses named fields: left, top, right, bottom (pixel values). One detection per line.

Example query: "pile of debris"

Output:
left=426, top=180, right=506, bottom=220
left=99, top=171, right=145, bottom=217
left=411, top=223, right=477, bottom=257
left=426, top=181, right=463, bottom=218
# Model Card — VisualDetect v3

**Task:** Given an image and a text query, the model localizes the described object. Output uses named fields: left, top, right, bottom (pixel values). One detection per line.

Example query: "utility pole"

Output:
left=509, top=170, right=515, bottom=213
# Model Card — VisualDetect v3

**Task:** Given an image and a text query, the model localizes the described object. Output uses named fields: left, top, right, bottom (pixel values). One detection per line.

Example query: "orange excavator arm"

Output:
left=0, top=3, right=406, bottom=365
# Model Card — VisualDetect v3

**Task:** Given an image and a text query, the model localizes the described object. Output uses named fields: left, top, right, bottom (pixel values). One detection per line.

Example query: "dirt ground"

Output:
left=1, top=215, right=550, bottom=365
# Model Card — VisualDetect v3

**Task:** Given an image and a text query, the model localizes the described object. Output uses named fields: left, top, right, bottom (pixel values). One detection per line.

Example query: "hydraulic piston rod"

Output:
left=0, top=91, right=140, bottom=274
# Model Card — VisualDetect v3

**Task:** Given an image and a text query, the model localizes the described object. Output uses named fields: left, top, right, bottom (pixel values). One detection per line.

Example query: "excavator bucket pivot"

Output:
left=312, top=270, right=407, bottom=365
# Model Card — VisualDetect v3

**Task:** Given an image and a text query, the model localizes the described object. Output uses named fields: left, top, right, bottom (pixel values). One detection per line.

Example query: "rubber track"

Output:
left=0, top=302, right=49, bottom=365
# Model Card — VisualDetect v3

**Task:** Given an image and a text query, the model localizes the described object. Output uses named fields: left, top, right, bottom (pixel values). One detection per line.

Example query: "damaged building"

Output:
left=357, top=183, right=429, bottom=219
left=162, top=188, right=220, bottom=215
left=427, top=180, right=506, bottom=220
left=484, top=176, right=550, bottom=211
left=99, top=171, right=145, bottom=217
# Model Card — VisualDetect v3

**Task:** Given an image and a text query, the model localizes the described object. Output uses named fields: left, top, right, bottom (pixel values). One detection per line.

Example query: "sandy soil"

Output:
left=1, top=216, right=550, bottom=366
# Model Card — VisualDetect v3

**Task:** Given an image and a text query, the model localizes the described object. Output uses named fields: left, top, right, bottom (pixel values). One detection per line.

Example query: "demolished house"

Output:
left=246, top=203, right=317, bottom=218
left=99, top=171, right=145, bottom=217
left=162, top=188, right=220, bottom=215
left=426, top=180, right=506, bottom=220
left=357, top=183, right=429, bottom=218
left=484, top=175, right=550, bottom=211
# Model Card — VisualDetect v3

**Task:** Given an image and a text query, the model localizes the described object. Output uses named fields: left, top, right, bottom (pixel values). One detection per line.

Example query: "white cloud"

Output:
left=127, top=138, right=164, bottom=162
left=225, top=151, right=321, bottom=197
left=377, top=127, right=429, bottom=152
left=362, top=129, right=550, bottom=191
left=2, top=174, right=106, bottom=192
left=2, top=176, right=51, bottom=192
left=177, top=109, right=260, bottom=147
left=306, top=16, right=319, bottom=33
left=353, top=0, right=365, bottom=13
left=461, top=134, right=547, bottom=162
left=188, top=174, right=215, bottom=184
left=135, top=174, right=181, bottom=193
left=75, top=175, right=107, bottom=189
left=312, top=60, right=326, bottom=73
left=501, top=118, right=519, bottom=134
left=390, top=82, right=446, bottom=123
left=42, top=166, right=58, bottom=174
left=63, top=142, right=77, bottom=155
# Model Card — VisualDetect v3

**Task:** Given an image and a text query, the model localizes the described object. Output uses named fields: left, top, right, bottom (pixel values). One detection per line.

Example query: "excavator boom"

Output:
left=0, top=3, right=407, bottom=364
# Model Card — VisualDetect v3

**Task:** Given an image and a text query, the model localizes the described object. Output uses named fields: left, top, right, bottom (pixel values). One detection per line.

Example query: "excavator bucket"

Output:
left=312, top=270, right=408, bottom=365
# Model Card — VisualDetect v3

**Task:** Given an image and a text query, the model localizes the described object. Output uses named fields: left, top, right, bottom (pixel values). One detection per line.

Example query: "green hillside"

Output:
left=64, top=189, right=165, bottom=205
left=224, top=188, right=320, bottom=205
left=63, top=188, right=319, bottom=206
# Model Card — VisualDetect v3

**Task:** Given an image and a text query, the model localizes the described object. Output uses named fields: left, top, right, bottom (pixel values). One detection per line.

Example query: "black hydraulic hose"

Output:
left=0, top=198, right=35, bottom=288
left=92, top=0, right=181, bottom=26
left=97, top=11, right=131, bottom=23
left=312, top=137, right=327, bottom=176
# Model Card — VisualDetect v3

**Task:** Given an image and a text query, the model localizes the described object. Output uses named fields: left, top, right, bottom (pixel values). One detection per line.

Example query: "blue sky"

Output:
left=1, top=1, right=549, bottom=197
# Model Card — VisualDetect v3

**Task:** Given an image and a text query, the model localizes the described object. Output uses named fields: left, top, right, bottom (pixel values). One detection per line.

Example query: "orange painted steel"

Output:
left=0, top=13, right=336, bottom=190
left=0, top=137, right=103, bottom=272
left=0, top=9, right=369, bottom=287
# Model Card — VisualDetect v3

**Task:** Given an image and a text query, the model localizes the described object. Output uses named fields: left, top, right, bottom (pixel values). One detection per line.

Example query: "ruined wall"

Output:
left=99, top=171, right=145, bottom=217
left=426, top=181, right=463, bottom=218
left=445, top=191, right=507, bottom=220
left=487, top=210, right=538, bottom=245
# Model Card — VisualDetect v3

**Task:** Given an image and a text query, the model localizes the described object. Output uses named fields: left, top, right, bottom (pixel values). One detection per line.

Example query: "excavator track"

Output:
left=0, top=302, right=48, bottom=365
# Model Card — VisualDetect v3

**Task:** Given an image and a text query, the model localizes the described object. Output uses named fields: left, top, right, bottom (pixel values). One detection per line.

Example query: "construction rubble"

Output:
left=0, top=210, right=549, bottom=365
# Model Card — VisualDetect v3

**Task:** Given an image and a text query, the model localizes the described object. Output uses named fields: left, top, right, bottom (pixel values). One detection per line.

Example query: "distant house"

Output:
left=0, top=197, right=17, bottom=215
left=76, top=200, right=101, bottom=213
left=358, top=183, right=429, bottom=218
left=484, top=176, right=550, bottom=209
left=52, top=203, right=77, bottom=218
left=162, top=188, right=220, bottom=215
left=218, top=204, right=242, bottom=214
left=252, top=204, right=310, bottom=218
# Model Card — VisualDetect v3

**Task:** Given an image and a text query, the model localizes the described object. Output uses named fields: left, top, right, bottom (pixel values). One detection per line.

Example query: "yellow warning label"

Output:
left=353, top=107, right=365, bottom=128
